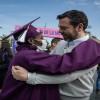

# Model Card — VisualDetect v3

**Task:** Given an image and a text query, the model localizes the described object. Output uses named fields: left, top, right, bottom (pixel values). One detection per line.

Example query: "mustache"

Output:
left=61, top=32, right=70, bottom=35
left=60, top=32, right=66, bottom=35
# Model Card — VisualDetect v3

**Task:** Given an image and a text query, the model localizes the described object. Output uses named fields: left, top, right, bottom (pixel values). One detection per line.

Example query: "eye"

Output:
left=59, top=26, right=67, bottom=30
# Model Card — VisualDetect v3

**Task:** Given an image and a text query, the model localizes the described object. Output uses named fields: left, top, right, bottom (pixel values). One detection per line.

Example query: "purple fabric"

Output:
left=5, top=38, right=100, bottom=75
left=16, top=44, right=37, bottom=51
left=0, top=39, right=100, bottom=100
left=14, top=38, right=100, bottom=75
left=25, top=25, right=41, bottom=41
left=3, top=17, right=40, bottom=40
left=0, top=45, right=60, bottom=100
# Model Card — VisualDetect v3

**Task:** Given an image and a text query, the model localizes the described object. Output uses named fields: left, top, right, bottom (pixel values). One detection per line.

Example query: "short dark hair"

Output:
left=57, top=10, right=88, bottom=30
left=51, top=38, right=61, bottom=44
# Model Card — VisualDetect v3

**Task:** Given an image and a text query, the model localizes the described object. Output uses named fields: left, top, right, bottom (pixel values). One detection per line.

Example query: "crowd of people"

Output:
left=0, top=40, right=13, bottom=89
left=0, top=10, right=100, bottom=100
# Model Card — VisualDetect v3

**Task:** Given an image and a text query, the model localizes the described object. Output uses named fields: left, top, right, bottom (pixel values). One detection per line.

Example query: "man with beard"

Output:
left=11, top=10, right=100, bottom=100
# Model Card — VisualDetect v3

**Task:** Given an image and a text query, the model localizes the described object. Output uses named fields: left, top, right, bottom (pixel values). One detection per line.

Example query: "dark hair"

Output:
left=51, top=38, right=61, bottom=44
left=57, top=10, right=88, bottom=30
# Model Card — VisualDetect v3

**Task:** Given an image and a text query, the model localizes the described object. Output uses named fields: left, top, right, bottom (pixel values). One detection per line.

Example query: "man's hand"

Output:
left=12, top=66, right=28, bottom=81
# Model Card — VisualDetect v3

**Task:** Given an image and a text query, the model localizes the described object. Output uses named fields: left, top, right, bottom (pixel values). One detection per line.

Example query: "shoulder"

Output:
left=16, top=49, right=34, bottom=56
left=78, top=38, right=100, bottom=47
left=12, top=50, right=34, bottom=64
left=73, top=38, right=100, bottom=53
left=90, top=37, right=100, bottom=44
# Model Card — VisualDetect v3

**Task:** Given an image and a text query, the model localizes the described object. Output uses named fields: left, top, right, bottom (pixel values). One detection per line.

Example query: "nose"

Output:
left=59, top=29, right=63, bottom=34
left=59, top=30, right=65, bottom=35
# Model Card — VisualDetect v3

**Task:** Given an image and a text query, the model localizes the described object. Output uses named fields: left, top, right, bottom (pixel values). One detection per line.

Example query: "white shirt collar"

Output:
left=68, top=34, right=89, bottom=46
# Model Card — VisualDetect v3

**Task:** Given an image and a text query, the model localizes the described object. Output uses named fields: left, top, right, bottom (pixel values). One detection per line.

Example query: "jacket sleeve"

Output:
left=26, top=66, right=97, bottom=85
left=25, top=40, right=100, bottom=74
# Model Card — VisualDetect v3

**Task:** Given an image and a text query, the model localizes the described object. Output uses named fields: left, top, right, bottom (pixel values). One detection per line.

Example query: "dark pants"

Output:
left=0, top=64, right=8, bottom=88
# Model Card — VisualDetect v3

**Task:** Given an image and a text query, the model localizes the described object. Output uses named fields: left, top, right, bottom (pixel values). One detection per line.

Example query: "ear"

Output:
left=77, top=23, right=84, bottom=32
left=52, top=43, right=57, bottom=47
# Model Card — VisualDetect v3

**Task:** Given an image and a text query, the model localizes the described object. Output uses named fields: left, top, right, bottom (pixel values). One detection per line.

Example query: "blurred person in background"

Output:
left=0, top=39, right=12, bottom=89
left=48, top=38, right=62, bottom=53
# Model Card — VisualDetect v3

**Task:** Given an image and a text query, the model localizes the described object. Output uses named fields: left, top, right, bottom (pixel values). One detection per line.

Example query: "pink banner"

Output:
left=37, top=27, right=63, bottom=38
left=14, top=25, right=63, bottom=39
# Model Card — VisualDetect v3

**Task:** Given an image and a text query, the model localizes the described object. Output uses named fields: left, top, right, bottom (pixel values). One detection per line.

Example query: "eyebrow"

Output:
left=59, top=26, right=68, bottom=29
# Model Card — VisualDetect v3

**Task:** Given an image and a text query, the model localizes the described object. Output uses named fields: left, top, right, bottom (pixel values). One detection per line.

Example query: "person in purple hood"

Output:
left=0, top=20, right=60, bottom=100
left=11, top=10, right=100, bottom=100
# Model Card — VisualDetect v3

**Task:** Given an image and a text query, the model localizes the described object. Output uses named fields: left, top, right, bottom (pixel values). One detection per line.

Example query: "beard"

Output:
left=61, top=31, right=78, bottom=41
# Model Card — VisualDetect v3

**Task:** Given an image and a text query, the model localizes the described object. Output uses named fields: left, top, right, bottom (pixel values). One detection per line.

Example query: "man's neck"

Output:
left=67, top=32, right=87, bottom=42
left=77, top=31, right=86, bottom=39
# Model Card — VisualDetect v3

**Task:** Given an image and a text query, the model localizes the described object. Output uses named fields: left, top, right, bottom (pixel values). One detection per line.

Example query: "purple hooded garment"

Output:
left=0, top=38, right=100, bottom=100
left=0, top=44, right=60, bottom=100
left=0, top=19, right=60, bottom=100
left=10, top=38, right=100, bottom=75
